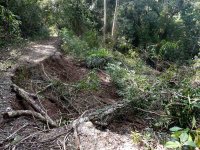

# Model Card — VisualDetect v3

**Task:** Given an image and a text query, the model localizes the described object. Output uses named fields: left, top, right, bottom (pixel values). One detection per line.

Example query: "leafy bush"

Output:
left=165, top=84, right=200, bottom=127
left=60, top=28, right=89, bottom=58
left=106, top=62, right=150, bottom=108
left=82, top=30, right=99, bottom=48
left=75, top=71, right=100, bottom=91
left=112, top=50, right=150, bottom=74
left=165, top=125, right=200, bottom=149
left=118, top=0, right=199, bottom=62
left=149, top=63, right=200, bottom=128
left=159, top=41, right=182, bottom=62
left=85, top=49, right=113, bottom=68
left=105, top=53, right=199, bottom=128
left=55, top=0, right=97, bottom=36
left=87, top=48, right=112, bottom=58
left=0, top=5, right=21, bottom=47
left=7, top=0, right=49, bottom=38
left=115, top=37, right=133, bottom=54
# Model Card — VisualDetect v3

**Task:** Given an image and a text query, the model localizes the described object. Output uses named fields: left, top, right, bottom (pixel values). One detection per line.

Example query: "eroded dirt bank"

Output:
left=0, top=38, right=164, bottom=150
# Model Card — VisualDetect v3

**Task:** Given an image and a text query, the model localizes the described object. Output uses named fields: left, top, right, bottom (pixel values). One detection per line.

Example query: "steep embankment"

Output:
left=0, top=38, right=150, bottom=150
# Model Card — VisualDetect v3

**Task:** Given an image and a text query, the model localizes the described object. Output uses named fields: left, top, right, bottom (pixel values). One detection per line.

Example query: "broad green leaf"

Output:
left=171, top=131, right=182, bottom=139
left=165, top=141, right=181, bottom=148
left=188, top=134, right=193, bottom=142
left=180, top=132, right=189, bottom=143
left=184, top=141, right=196, bottom=147
left=170, top=126, right=183, bottom=132
left=192, top=116, right=197, bottom=129
left=195, top=134, right=200, bottom=147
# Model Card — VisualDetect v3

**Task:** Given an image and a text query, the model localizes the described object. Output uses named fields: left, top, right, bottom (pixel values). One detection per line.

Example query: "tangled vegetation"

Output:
left=1, top=0, right=200, bottom=149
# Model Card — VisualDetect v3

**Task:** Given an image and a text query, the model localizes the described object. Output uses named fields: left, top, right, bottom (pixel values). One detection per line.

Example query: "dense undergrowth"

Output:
left=59, top=27, right=200, bottom=149
left=0, top=0, right=50, bottom=47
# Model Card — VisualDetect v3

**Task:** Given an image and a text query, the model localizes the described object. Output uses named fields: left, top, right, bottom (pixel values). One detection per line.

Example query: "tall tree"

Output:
left=103, top=0, right=107, bottom=43
left=111, top=0, right=119, bottom=39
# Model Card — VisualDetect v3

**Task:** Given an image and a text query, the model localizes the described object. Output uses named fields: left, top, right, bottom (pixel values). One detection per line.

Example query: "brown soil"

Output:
left=0, top=37, right=164, bottom=150
left=12, top=54, right=121, bottom=122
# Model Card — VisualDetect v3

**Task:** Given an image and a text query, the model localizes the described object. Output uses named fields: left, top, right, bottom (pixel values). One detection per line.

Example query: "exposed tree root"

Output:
left=39, top=101, right=127, bottom=143
left=3, top=110, right=57, bottom=127
left=10, top=84, right=58, bottom=127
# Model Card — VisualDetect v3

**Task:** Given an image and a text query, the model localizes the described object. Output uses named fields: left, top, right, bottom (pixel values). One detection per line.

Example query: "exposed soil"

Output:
left=0, top=37, right=165, bottom=150
left=12, top=54, right=120, bottom=121
left=0, top=37, right=61, bottom=149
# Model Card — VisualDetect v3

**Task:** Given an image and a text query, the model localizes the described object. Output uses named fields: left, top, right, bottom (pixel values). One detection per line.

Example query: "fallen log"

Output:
left=39, top=101, right=127, bottom=143
left=11, top=84, right=57, bottom=127
left=3, top=110, right=57, bottom=127
left=38, top=99, right=166, bottom=143
left=12, top=84, right=46, bottom=114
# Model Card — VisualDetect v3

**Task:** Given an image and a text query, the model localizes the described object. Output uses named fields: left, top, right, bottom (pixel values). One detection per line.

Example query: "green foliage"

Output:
left=117, top=0, right=200, bottom=62
left=165, top=125, right=200, bottom=149
left=104, top=50, right=199, bottom=128
left=0, top=5, right=21, bottom=47
left=82, top=30, right=99, bottom=49
left=87, top=48, right=112, bottom=58
left=76, top=71, right=100, bottom=91
left=157, top=64, right=199, bottom=127
left=7, top=0, right=49, bottom=38
left=55, top=0, right=97, bottom=36
left=159, top=41, right=181, bottom=62
left=60, top=28, right=89, bottom=58
left=115, top=37, right=133, bottom=54
left=131, top=131, right=142, bottom=144
left=85, top=49, right=113, bottom=68
left=165, top=86, right=200, bottom=127
left=106, top=62, right=150, bottom=108
left=51, top=80, right=71, bottom=97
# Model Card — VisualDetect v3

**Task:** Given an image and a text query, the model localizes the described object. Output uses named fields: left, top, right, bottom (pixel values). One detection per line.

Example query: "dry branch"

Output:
left=11, top=84, right=57, bottom=127
left=47, top=96, right=70, bottom=112
left=36, top=83, right=53, bottom=95
left=12, top=84, right=45, bottom=114
left=39, top=100, right=166, bottom=143
left=3, top=110, right=57, bottom=127
left=0, top=124, right=28, bottom=146
left=39, top=101, right=126, bottom=143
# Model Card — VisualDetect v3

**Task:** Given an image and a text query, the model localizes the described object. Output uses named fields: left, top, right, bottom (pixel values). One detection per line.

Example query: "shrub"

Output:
left=7, top=0, right=49, bottom=38
left=82, top=30, right=99, bottom=48
left=157, top=64, right=200, bottom=127
left=159, top=41, right=182, bottom=62
left=0, top=5, right=21, bottom=47
left=165, top=83, right=200, bottom=127
left=165, top=125, right=200, bottom=149
left=106, top=62, right=150, bottom=108
left=112, top=50, right=150, bottom=74
left=114, top=37, right=133, bottom=54
left=85, top=48, right=113, bottom=68
left=75, top=71, right=100, bottom=91
left=55, top=0, right=97, bottom=36
left=60, top=28, right=89, bottom=58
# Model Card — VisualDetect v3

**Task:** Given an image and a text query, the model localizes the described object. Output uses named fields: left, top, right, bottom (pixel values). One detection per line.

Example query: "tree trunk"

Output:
left=89, top=0, right=98, bottom=10
left=103, top=0, right=107, bottom=43
left=111, top=0, right=119, bottom=39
